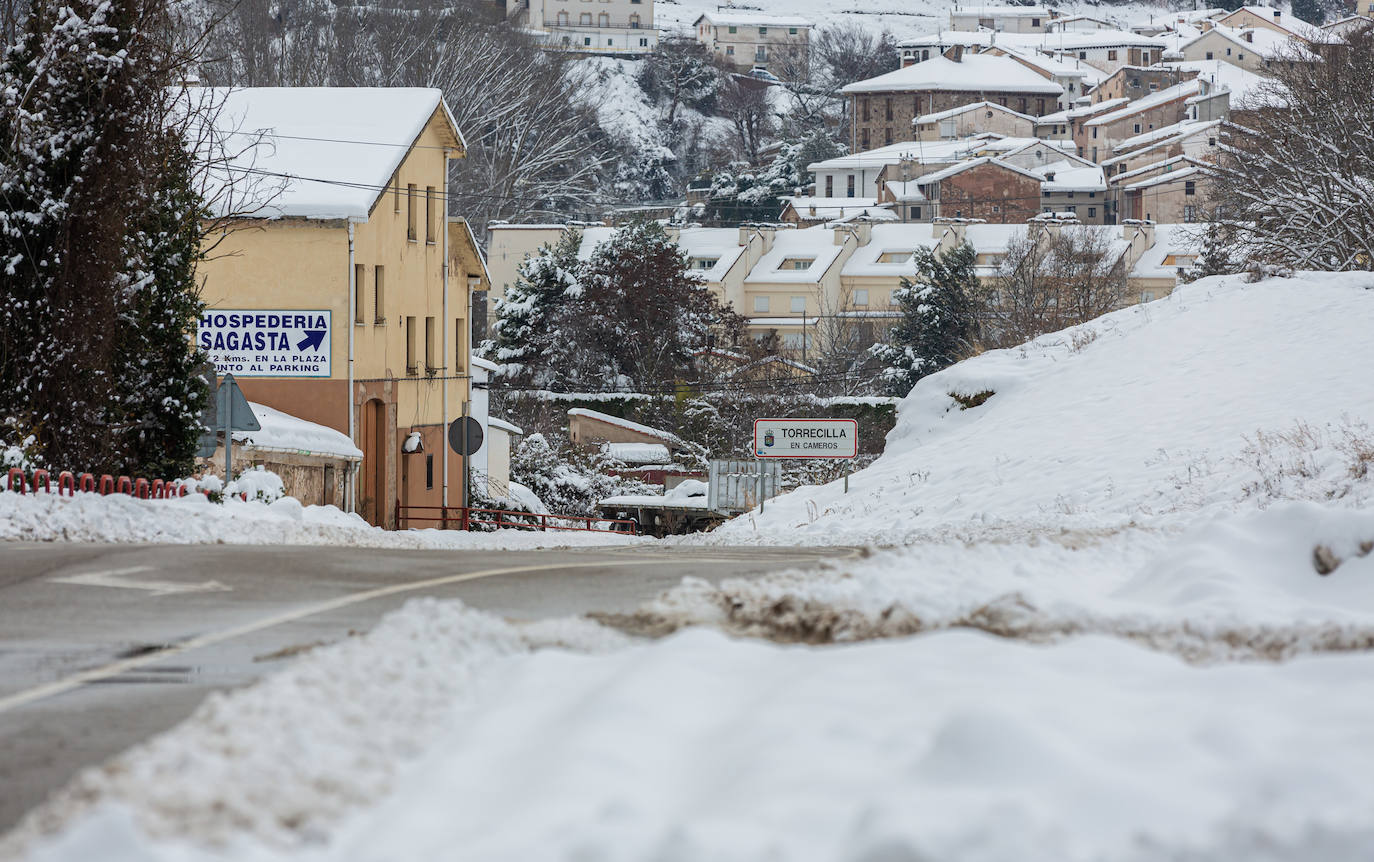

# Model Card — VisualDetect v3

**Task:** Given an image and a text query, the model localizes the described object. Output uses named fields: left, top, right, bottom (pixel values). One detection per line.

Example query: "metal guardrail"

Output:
left=396, top=503, right=639, bottom=535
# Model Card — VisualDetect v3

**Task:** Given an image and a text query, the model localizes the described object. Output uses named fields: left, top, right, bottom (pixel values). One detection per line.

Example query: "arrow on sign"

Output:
left=296, top=330, right=326, bottom=352
left=52, top=567, right=232, bottom=597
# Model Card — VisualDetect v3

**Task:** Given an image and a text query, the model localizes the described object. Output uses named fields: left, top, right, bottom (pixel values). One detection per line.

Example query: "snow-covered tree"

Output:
left=484, top=222, right=743, bottom=392
left=872, top=243, right=983, bottom=397
left=1183, top=223, right=1242, bottom=283
left=1209, top=27, right=1374, bottom=270
left=0, top=0, right=209, bottom=474
left=639, top=37, right=719, bottom=124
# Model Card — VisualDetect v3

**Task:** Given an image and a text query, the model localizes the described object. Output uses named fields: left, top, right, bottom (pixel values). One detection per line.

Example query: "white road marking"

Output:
left=0, top=557, right=696, bottom=715
left=51, top=567, right=232, bottom=597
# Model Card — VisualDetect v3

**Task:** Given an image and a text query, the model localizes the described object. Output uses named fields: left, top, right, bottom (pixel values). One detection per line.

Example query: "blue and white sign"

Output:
left=197, top=310, right=331, bottom=378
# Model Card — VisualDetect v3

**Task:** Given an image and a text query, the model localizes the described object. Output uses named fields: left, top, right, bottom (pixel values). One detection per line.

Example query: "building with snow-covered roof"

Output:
left=843, top=50, right=1064, bottom=150
left=693, top=10, right=813, bottom=76
left=888, top=157, right=1045, bottom=224
left=510, top=0, right=658, bottom=55
left=1321, top=14, right=1374, bottom=39
left=193, top=87, right=480, bottom=529
left=949, top=5, right=1058, bottom=34
left=1214, top=5, right=1320, bottom=40
left=1176, top=24, right=1314, bottom=73
left=913, top=101, right=1037, bottom=141
left=1077, top=79, right=1202, bottom=163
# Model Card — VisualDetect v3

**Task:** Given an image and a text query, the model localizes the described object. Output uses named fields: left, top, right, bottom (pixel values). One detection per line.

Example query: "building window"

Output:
left=825, top=176, right=834, bottom=196
left=1133, top=123, right=1141, bottom=133
left=1184, top=205, right=1197, bottom=222
left=910, top=206, right=921, bottom=219
left=1141, top=291, right=1155, bottom=302
left=557, top=10, right=568, bottom=24
left=405, top=316, right=417, bottom=375
left=640, top=37, right=648, bottom=46
left=781, top=258, right=814, bottom=271
left=756, top=46, right=766, bottom=61
left=862, top=128, right=870, bottom=147
left=847, top=175, right=856, bottom=197
left=354, top=264, right=365, bottom=324
left=790, top=296, right=805, bottom=313
left=884, top=128, right=893, bottom=146
left=1206, top=51, right=1214, bottom=60
left=425, top=186, right=436, bottom=244
left=1088, top=207, right=1097, bottom=217
left=726, top=46, right=734, bottom=55
left=758, top=26, right=767, bottom=34
left=598, top=12, right=608, bottom=26
left=1079, top=51, right=1087, bottom=59
left=854, top=289, right=869, bottom=306
left=885, top=98, right=893, bottom=121
left=425, top=454, right=434, bottom=490
left=424, top=315, right=436, bottom=372
left=1185, top=181, right=1196, bottom=196
left=407, top=184, right=417, bottom=241
left=584, top=37, right=591, bottom=46
left=862, top=98, right=870, bottom=121
left=789, top=27, right=798, bottom=34
left=1032, top=17, right=1040, bottom=26
left=728, top=25, right=737, bottom=34
left=630, top=13, right=639, bottom=28
left=753, top=295, right=769, bottom=312
left=1108, top=50, right=1118, bottom=61
left=374, top=266, right=385, bottom=324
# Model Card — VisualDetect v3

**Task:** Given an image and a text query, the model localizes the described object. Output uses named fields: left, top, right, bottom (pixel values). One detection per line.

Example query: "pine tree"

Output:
left=482, top=229, right=584, bottom=387
left=111, top=133, right=211, bottom=477
left=872, top=243, right=983, bottom=397
left=1291, top=0, right=1324, bottom=25
left=0, top=0, right=209, bottom=473
left=1183, top=223, right=1242, bottom=283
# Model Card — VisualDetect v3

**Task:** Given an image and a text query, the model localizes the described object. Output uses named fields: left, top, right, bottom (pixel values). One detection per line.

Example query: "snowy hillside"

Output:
left=655, top=0, right=1180, bottom=40
left=706, top=271, right=1374, bottom=545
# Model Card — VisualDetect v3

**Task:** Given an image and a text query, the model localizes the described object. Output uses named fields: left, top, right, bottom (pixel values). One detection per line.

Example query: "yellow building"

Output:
left=196, top=87, right=479, bottom=528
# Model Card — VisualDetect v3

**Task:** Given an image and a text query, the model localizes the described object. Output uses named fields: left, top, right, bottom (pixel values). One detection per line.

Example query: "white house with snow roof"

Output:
left=510, top=0, right=658, bottom=54
left=693, top=10, right=813, bottom=75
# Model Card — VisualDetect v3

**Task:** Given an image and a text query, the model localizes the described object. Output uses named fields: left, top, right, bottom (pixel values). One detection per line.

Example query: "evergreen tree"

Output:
left=112, top=134, right=211, bottom=477
left=483, top=221, right=743, bottom=392
left=1291, top=0, right=1324, bottom=25
left=1183, top=223, right=1242, bottom=283
left=482, top=229, right=584, bottom=386
left=0, top=0, right=208, bottom=473
left=872, top=243, right=983, bottom=397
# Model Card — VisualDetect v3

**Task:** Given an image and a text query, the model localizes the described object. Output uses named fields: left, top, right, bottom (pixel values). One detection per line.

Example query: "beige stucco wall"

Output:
left=914, top=105, right=1036, bottom=141
left=485, top=226, right=567, bottom=304
left=696, top=19, right=811, bottom=74
left=197, top=106, right=469, bottom=528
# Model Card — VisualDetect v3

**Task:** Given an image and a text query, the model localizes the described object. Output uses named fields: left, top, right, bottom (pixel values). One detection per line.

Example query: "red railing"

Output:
left=397, top=503, right=638, bottom=535
left=5, top=468, right=188, bottom=499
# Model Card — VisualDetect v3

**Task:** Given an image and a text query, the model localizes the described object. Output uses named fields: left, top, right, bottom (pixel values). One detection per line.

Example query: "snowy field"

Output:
left=0, top=489, right=647, bottom=550
left=8, top=272, right=1374, bottom=861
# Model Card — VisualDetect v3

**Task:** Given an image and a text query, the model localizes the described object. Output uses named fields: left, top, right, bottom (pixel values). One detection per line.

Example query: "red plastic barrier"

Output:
left=177, top=483, right=189, bottom=498
left=6, top=468, right=25, bottom=494
left=58, top=471, right=75, bottom=497
left=150, top=479, right=165, bottom=499
left=79, top=473, right=96, bottom=493
left=99, top=475, right=114, bottom=495
left=31, top=469, right=50, bottom=494
left=133, top=478, right=150, bottom=499
left=116, top=476, right=132, bottom=495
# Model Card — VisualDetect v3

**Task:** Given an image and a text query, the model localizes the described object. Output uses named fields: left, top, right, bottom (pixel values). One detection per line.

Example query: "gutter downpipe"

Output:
left=347, top=221, right=357, bottom=513
left=441, top=153, right=451, bottom=510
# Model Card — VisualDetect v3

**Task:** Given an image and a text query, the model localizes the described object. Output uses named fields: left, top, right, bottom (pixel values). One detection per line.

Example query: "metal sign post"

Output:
left=211, top=373, right=260, bottom=482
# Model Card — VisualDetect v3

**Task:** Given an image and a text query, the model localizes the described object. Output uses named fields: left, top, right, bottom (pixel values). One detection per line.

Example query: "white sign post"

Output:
left=752, top=418, right=860, bottom=505
left=197, top=310, right=331, bottom=378
left=753, top=418, right=858, bottom=459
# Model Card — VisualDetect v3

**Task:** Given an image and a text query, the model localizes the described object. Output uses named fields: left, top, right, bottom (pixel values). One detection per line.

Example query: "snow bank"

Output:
left=703, top=272, right=1374, bottom=546
left=15, top=605, right=1374, bottom=862
left=0, top=489, right=647, bottom=549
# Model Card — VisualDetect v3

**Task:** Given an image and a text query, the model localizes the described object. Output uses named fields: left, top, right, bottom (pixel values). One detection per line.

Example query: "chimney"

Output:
left=1244, top=30, right=1254, bottom=42
left=1121, top=219, right=1157, bottom=266
left=853, top=219, right=873, bottom=246
left=945, top=44, right=964, bottom=62
left=1273, top=9, right=1281, bottom=19
left=934, top=218, right=967, bottom=253
left=666, top=226, right=681, bottom=243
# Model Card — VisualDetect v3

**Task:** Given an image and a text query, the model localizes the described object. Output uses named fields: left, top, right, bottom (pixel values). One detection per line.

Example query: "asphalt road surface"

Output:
left=0, top=541, right=854, bottom=835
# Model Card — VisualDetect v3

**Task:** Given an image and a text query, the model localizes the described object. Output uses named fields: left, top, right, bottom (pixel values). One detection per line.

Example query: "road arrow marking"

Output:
left=51, top=567, right=232, bottom=597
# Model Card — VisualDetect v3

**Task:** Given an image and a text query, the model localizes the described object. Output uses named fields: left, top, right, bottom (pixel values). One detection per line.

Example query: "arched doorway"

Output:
left=360, top=398, right=387, bottom=526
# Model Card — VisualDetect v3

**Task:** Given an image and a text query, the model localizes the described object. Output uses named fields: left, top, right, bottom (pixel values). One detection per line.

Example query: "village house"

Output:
left=693, top=11, right=813, bottom=76
left=195, top=87, right=481, bottom=529
left=913, top=101, right=1037, bottom=141
left=1118, top=160, right=1212, bottom=223
left=1092, top=65, right=1199, bottom=103
left=1035, top=161, right=1110, bottom=224
left=949, top=4, right=1058, bottom=33
left=1076, top=79, right=1200, bottom=163
left=508, top=0, right=658, bottom=54
left=1174, top=24, right=1311, bottom=74
left=843, top=49, right=1064, bottom=151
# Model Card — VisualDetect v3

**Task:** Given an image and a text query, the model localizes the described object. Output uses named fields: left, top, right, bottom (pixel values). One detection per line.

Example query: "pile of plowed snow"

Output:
left=701, top=272, right=1374, bottom=546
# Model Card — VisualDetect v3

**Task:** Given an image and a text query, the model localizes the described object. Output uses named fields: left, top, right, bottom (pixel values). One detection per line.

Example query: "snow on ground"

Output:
left=13, top=603, right=1374, bottom=862
left=9, top=272, right=1374, bottom=861
left=0, top=488, right=646, bottom=549
left=700, top=272, right=1374, bottom=546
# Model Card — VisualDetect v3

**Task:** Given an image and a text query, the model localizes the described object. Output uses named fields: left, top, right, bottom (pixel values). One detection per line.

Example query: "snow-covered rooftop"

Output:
left=841, top=54, right=1064, bottom=96
left=233, top=402, right=363, bottom=460
left=1037, top=162, right=1108, bottom=193
left=915, top=157, right=1043, bottom=185
left=1036, top=97, right=1129, bottom=124
left=1129, top=223, right=1205, bottom=279
left=745, top=226, right=847, bottom=285
left=195, top=87, right=461, bottom=221
left=1083, top=80, right=1202, bottom=127
left=567, top=408, right=685, bottom=448
left=914, top=100, right=1037, bottom=125
left=693, top=11, right=813, bottom=28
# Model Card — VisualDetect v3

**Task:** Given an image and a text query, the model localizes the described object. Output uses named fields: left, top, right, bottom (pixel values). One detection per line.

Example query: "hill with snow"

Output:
left=707, top=271, right=1374, bottom=545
